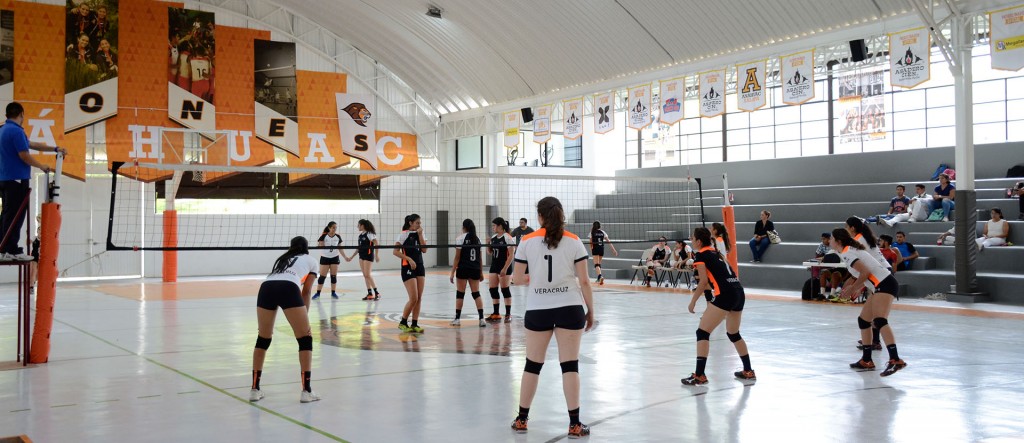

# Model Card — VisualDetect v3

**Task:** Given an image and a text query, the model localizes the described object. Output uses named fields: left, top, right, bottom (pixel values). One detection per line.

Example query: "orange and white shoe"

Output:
left=510, top=417, right=528, bottom=433
left=568, top=423, right=591, bottom=439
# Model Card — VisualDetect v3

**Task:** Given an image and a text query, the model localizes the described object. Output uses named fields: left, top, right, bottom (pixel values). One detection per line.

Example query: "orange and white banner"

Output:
left=336, top=92, right=376, bottom=169
left=593, top=91, right=614, bottom=134
left=889, top=28, right=930, bottom=88
left=626, top=84, right=651, bottom=130
left=533, top=104, right=551, bottom=144
left=0, top=9, right=11, bottom=107
left=698, top=70, right=725, bottom=118
left=503, top=110, right=520, bottom=148
left=64, top=0, right=119, bottom=132
left=990, top=5, right=1024, bottom=71
left=562, top=97, right=583, bottom=140
left=167, top=7, right=215, bottom=132
left=736, top=59, right=766, bottom=112
left=288, top=70, right=350, bottom=182
left=213, top=25, right=274, bottom=170
left=658, top=78, right=684, bottom=125
left=781, top=50, right=815, bottom=105
left=253, top=39, right=298, bottom=156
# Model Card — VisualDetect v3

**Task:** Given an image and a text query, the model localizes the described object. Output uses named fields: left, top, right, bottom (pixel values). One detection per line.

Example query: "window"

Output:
left=455, top=136, right=483, bottom=170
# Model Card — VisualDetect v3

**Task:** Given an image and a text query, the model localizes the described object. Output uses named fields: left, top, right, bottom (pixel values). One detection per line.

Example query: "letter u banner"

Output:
left=64, top=0, right=118, bottom=132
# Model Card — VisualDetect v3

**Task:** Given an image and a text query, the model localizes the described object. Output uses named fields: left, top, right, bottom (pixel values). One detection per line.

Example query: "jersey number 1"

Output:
left=543, top=255, right=553, bottom=283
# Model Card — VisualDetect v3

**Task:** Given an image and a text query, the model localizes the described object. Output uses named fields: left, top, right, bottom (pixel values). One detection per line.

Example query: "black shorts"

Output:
left=592, top=245, right=605, bottom=257
left=320, top=256, right=341, bottom=265
left=874, top=275, right=899, bottom=296
left=359, top=252, right=374, bottom=262
left=490, top=264, right=512, bottom=276
left=710, top=283, right=746, bottom=312
left=524, top=305, right=586, bottom=331
left=455, top=267, right=482, bottom=281
left=402, top=262, right=426, bottom=281
left=257, top=280, right=305, bottom=311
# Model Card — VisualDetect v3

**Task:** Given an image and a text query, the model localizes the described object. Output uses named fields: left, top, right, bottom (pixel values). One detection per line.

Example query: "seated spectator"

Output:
left=869, top=185, right=910, bottom=225
left=892, top=231, right=919, bottom=271
left=671, top=239, right=694, bottom=270
left=819, top=253, right=847, bottom=299
left=930, top=173, right=956, bottom=221
left=877, top=235, right=902, bottom=270
left=883, top=184, right=930, bottom=227
left=1015, top=181, right=1024, bottom=220
left=810, top=232, right=831, bottom=286
left=977, top=208, right=1010, bottom=250
left=937, top=227, right=956, bottom=245
left=748, top=210, right=774, bottom=263
left=642, top=236, right=670, bottom=287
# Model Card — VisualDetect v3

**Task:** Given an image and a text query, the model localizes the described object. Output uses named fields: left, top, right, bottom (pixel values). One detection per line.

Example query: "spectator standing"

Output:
left=892, top=232, right=919, bottom=271
left=748, top=210, right=774, bottom=263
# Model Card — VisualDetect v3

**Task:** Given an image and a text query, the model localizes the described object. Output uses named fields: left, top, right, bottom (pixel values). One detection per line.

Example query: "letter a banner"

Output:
left=781, top=50, right=815, bottom=105
left=698, top=70, right=725, bottom=118
left=626, top=84, right=651, bottom=130
left=336, top=92, right=376, bottom=169
left=658, top=78, right=684, bottom=125
left=168, top=7, right=216, bottom=132
left=593, top=91, right=614, bottom=134
left=736, top=59, right=766, bottom=112
left=889, top=28, right=930, bottom=88
left=990, top=5, right=1024, bottom=71
left=65, top=0, right=119, bottom=132
left=563, top=97, right=583, bottom=140
left=533, top=104, right=552, bottom=144
left=503, top=110, right=520, bottom=148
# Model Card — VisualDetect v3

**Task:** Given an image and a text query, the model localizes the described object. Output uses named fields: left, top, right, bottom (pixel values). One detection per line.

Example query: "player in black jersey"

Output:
left=347, top=219, right=380, bottom=301
left=486, top=217, right=516, bottom=323
left=314, top=221, right=343, bottom=299
left=394, top=214, right=427, bottom=333
left=449, top=219, right=487, bottom=327
left=681, top=227, right=755, bottom=386
left=590, top=221, right=617, bottom=285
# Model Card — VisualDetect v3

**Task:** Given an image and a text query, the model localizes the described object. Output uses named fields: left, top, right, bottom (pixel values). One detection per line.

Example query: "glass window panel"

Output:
left=456, top=136, right=483, bottom=170
left=702, top=148, right=723, bottom=164
left=1008, top=99, right=1024, bottom=120
left=750, top=107, right=774, bottom=127
left=750, top=142, right=775, bottom=160
left=750, top=126, right=774, bottom=144
left=1007, top=120, right=1024, bottom=142
left=973, top=80, right=1004, bottom=103
left=728, top=144, right=750, bottom=162
left=802, top=101, right=828, bottom=120
left=862, top=136, right=893, bottom=152
left=891, top=89, right=926, bottom=112
left=684, top=149, right=702, bottom=165
left=926, top=86, right=955, bottom=108
left=701, top=131, right=722, bottom=148
left=702, top=115, right=722, bottom=131
left=974, top=122, right=1006, bottom=144
left=893, top=129, right=927, bottom=150
left=775, top=105, right=800, bottom=124
left=973, top=101, right=1005, bottom=124
left=775, top=140, right=801, bottom=158
left=775, top=123, right=801, bottom=142
left=684, top=133, right=701, bottom=150
left=625, top=154, right=640, bottom=169
left=927, top=126, right=955, bottom=148
left=892, top=110, right=927, bottom=131
left=726, top=112, right=749, bottom=129
left=801, top=120, right=828, bottom=139
left=727, top=129, right=749, bottom=146
left=680, top=118, right=700, bottom=135
left=802, top=138, right=829, bottom=157
left=1007, top=78, right=1024, bottom=100
left=834, top=140, right=862, bottom=154
left=927, top=106, right=955, bottom=128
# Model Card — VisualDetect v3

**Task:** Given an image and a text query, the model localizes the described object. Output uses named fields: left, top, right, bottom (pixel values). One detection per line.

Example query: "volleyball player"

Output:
left=249, top=236, right=321, bottom=403
left=711, top=222, right=732, bottom=261
left=589, top=221, right=617, bottom=285
left=449, top=219, right=487, bottom=327
left=487, top=217, right=515, bottom=323
left=395, top=214, right=427, bottom=333
left=348, top=219, right=380, bottom=301
left=845, top=217, right=889, bottom=349
left=830, top=229, right=907, bottom=376
left=681, top=227, right=755, bottom=385
left=313, top=221, right=342, bottom=299
left=510, top=197, right=595, bottom=439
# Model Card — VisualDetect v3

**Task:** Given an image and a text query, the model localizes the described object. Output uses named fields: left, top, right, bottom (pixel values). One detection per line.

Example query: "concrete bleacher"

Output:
left=576, top=142, right=1024, bottom=304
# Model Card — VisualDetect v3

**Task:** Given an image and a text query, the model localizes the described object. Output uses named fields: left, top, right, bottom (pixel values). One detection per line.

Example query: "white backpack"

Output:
left=908, top=198, right=929, bottom=222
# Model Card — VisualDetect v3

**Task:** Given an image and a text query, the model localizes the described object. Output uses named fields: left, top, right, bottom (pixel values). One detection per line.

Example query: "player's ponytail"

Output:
left=845, top=217, right=877, bottom=248
left=358, top=219, right=376, bottom=235
left=402, top=214, right=421, bottom=231
left=492, top=217, right=509, bottom=234
left=712, top=222, right=731, bottom=253
left=463, top=219, right=479, bottom=245
left=591, top=221, right=601, bottom=237
left=832, top=228, right=865, bottom=250
left=322, top=221, right=337, bottom=235
left=692, top=227, right=713, bottom=250
left=270, top=236, right=309, bottom=275
left=537, top=196, right=565, bottom=249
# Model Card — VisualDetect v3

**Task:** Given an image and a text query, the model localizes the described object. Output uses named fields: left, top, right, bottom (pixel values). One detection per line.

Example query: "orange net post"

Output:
left=29, top=203, right=61, bottom=363
left=722, top=206, right=739, bottom=277
left=163, top=210, right=177, bottom=282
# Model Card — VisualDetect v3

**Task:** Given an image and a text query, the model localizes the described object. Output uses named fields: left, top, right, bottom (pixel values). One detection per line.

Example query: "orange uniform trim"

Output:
left=522, top=228, right=579, bottom=241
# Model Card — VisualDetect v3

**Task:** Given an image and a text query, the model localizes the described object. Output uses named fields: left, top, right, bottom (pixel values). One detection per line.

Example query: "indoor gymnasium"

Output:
left=2, top=0, right=1024, bottom=441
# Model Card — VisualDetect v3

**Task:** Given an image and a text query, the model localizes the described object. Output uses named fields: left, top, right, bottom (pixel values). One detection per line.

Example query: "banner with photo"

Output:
left=837, top=71, right=886, bottom=144
left=64, top=0, right=118, bottom=132
left=593, top=91, right=614, bottom=134
left=0, top=9, right=12, bottom=107
left=626, top=84, right=651, bottom=130
left=503, top=110, right=520, bottom=148
left=533, top=104, right=551, bottom=144
left=563, top=97, right=583, bottom=140
left=698, top=70, right=725, bottom=117
left=212, top=25, right=274, bottom=171
left=889, top=28, right=930, bottom=88
left=736, top=59, right=766, bottom=112
left=335, top=92, right=376, bottom=169
left=989, top=5, right=1024, bottom=71
left=168, top=7, right=215, bottom=132
left=781, top=50, right=815, bottom=105
left=658, top=77, right=684, bottom=125
left=254, top=39, right=298, bottom=156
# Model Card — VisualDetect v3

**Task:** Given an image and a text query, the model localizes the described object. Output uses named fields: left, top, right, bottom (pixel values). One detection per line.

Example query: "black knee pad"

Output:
left=858, top=317, right=872, bottom=330
left=595, top=264, right=602, bottom=269
left=456, top=291, right=465, bottom=300
left=297, top=335, right=313, bottom=351
left=489, top=287, right=500, bottom=300
left=873, top=317, right=889, bottom=329
left=727, top=332, right=742, bottom=343
left=471, top=292, right=481, bottom=299
left=696, top=328, right=711, bottom=341
left=330, top=275, right=337, bottom=284
left=317, top=276, right=326, bottom=285
left=524, top=358, right=543, bottom=374
left=501, top=287, right=512, bottom=299
left=254, top=335, right=272, bottom=350
left=560, top=360, right=579, bottom=374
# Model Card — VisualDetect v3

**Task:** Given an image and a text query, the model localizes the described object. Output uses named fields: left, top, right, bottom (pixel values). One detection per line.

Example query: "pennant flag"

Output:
left=533, top=104, right=552, bottom=144
left=658, top=78, right=684, bottom=124
left=563, top=97, right=583, bottom=140
left=781, top=50, right=815, bottom=105
left=698, top=70, right=725, bottom=117
left=990, top=5, right=1024, bottom=71
left=336, top=92, right=376, bottom=169
left=626, top=84, right=651, bottom=130
left=593, top=91, right=614, bottom=134
left=168, top=7, right=217, bottom=132
left=503, top=110, right=520, bottom=148
left=736, top=59, right=766, bottom=112
left=889, top=28, right=930, bottom=88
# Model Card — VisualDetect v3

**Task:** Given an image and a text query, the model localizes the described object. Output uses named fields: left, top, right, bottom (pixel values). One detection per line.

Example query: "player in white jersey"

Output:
left=510, top=197, right=595, bottom=440
left=449, top=219, right=487, bottom=327
left=313, top=221, right=343, bottom=300
left=831, top=229, right=907, bottom=377
left=249, top=236, right=321, bottom=403
left=844, top=217, right=889, bottom=350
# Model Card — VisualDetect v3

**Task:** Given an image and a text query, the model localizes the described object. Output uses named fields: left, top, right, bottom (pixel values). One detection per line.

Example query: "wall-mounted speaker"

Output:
left=521, top=107, right=533, bottom=123
left=849, top=39, right=868, bottom=62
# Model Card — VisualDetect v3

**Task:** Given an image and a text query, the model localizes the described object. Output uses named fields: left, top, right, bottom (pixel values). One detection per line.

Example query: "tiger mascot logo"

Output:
left=342, top=102, right=371, bottom=127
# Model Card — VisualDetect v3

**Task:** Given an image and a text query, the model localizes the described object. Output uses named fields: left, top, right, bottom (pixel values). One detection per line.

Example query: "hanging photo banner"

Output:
left=168, top=7, right=216, bottom=132
left=698, top=70, right=725, bottom=117
left=563, top=97, right=583, bottom=140
left=64, top=0, right=119, bottom=132
left=593, top=91, right=614, bottom=134
left=990, top=5, right=1024, bottom=71
left=254, top=39, right=299, bottom=156
left=533, top=104, right=551, bottom=144
left=503, top=110, right=520, bottom=148
left=736, top=59, right=766, bottom=112
left=781, top=50, right=815, bottom=105
left=889, top=28, right=930, bottom=88
left=837, top=71, right=887, bottom=144
left=658, top=78, right=684, bottom=125
left=336, top=92, right=376, bottom=169
left=626, top=84, right=651, bottom=130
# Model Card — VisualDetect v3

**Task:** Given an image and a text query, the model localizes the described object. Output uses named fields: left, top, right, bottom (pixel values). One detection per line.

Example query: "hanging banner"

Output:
left=287, top=70, right=349, bottom=182
left=335, top=92, right=375, bottom=169
left=781, top=50, right=815, bottom=105
left=0, top=9, right=13, bottom=107
left=736, top=59, right=766, bottom=112
left=658, top=78, right=684, bottom=125
left=212, top=25, right=274, bottom=171
left=593, top=91, right=614, bottom=134
left=533, top=104, right=551, bottom=144
left=358, top=130, right=420, bottom=184
left=254, top=39, right=299, bottom=156
left=168, top=7, right=215, bottom=132
left=626, top=84, right=651, bottom=130
left=562, top=97, right=583, bottom=140
left=889, top=28, right=930, bottom=88
left=990, top=5, right=1024, bottom=71
left=698, top=70, right=725, bottom=118
left=503, top=110, right=520, bottom=147
left=837, top=71, right=886, bottom=144
left=64, top=0, right=118, bottom=132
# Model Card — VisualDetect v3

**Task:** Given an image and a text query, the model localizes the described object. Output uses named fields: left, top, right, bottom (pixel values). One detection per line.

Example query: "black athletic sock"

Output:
left=740, top=354, right=752, bottom=372
left=455, top=309, right=462, bottom=319
left=477, top=308, right=484, bottom=320
left=400, top=317, right=408, bottom=326
left=373, top=288, right=379, bottom=295
left=411, top=320, right=419, bottom=328
left=517, top=406, right=530, bottom=421
left=872, top=327, right=881, bottom=346
left=695, top=356, right=708, bottom=376
left=302, top=371, right=312, bottom=392
left=505, top=304, right=511, bottom=316
left=862, top=346, right=873, bottom=362
left=367, top=289, right=373, bottom=296
left=252, top=370, right=262, bottom=390
left=886, top=343, right=900, bottom=361
left=568, top=407, right=581, bottom=426
left=492, top=303, right=500, bottom=315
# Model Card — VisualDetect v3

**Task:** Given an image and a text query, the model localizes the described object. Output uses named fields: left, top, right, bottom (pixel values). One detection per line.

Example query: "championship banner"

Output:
left=0, top=9, right=14, bottom=109
left=533, top=104, right=551, bottom=144
left=562, top=97, right=583, bottom=140
left=889, top=28, right=930, bottom=88
left=64, top=0, right=118, bottom=133
left=837, top=71, right=886, bottom=144
left=335, top=92, right=376, bottom=169
left=781, top=50, right=815, bottom=105
left=658, top=78, right=684, bottom=125
left=989, top=5, right=1024, bottom=71
left=254, top=39, right=298, bottom=156
left=167, top=7, right=215, bottom=132
left=736, top=59, right=766, bottom=112
left=288, top=70, right=349, bottom=182
left=626, top=84, right=651, bottom=130
left=698, top=70, right=725, bottom=118
left=593, top=91, right=614, bottom=134
left=503, top=110, right=520, bottom=147
left=211, top=25, right=274, bottom=172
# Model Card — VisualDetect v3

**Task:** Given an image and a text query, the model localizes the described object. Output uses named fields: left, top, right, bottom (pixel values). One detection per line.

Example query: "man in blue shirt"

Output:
left=892, top=231, right=919, bottom=271
left=0, top=102, right=64, bottom=261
